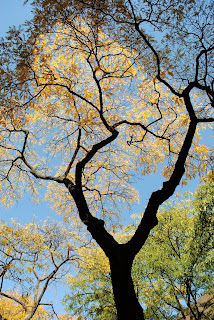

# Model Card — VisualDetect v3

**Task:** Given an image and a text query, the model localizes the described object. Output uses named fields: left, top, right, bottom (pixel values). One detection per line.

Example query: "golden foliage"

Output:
left=0, top=0, right=213, bottom=227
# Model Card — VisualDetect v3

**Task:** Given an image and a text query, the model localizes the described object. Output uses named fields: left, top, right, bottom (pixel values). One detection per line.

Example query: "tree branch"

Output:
left=127, top=118, right=197, bottom=257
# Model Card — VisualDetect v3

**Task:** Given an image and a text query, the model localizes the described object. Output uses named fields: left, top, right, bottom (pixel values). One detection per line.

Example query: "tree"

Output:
left=0, top=220, right=81, bottom=320
left=0, top=0, right=213, bottom=318
left=64, top=174, right=214, bottom=319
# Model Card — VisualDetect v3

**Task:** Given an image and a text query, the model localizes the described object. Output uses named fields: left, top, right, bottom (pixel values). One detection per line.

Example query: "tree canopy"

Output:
left=0, top=0, right=213, bottom=318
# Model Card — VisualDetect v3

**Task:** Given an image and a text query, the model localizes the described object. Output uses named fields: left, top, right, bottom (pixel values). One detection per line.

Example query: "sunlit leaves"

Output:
left=0, top=294, right=51, bottom=320
left=0, top=1, right=213, bottom=227
left=0, top=219, right=82, bottom=319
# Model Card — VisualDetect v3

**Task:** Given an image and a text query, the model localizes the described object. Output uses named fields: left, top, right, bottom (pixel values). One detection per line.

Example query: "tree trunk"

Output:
left=109, top=253, right=145, bottom=320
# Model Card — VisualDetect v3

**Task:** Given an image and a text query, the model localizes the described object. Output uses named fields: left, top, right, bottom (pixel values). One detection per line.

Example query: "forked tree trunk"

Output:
left=109, top=253, right=145, bottom=320
left=72, top=186, right=145, bottom=319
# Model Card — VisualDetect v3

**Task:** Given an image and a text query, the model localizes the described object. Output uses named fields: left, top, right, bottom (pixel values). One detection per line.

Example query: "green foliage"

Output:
left=137, top=179, right=214, bottom=319
left=64, top=245, right=116, bottom=320
left=64, top=175, right=214, bottom=319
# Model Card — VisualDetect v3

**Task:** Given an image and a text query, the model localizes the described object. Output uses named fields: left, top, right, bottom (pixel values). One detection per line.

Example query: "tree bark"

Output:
left=109, top=250, right=145, bottom=320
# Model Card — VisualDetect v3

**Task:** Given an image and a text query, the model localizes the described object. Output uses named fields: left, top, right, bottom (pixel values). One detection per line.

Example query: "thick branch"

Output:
left=22, top=154, right=64, bottom=183
left=112, top=119, right=170, bottom=142
left=75, top=129, right=119, bottom=181
left=70, top=185, right=119, bottom=257
left=64, top=127, right=81, bottom=177
left=195, top=46, right=214, bottom=81
left=127, top=119, right=197, bottom=257
left=64, top=130, right=120, bottom=256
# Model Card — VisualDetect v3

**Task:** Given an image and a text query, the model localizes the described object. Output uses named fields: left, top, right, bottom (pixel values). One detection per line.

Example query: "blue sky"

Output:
left=0, top=0, right=32, bottom=37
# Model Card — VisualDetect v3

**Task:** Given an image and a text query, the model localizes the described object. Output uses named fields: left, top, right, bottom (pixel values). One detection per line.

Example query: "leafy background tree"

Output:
left=0, top=220, right=82, bottom=319
left=0, top=0, right=213, bottom=318
left=64, top=174, right=214, bottom=319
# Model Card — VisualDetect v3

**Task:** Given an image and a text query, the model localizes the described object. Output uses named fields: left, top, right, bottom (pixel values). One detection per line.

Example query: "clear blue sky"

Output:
left=0, top=0, right=32, bottom=37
